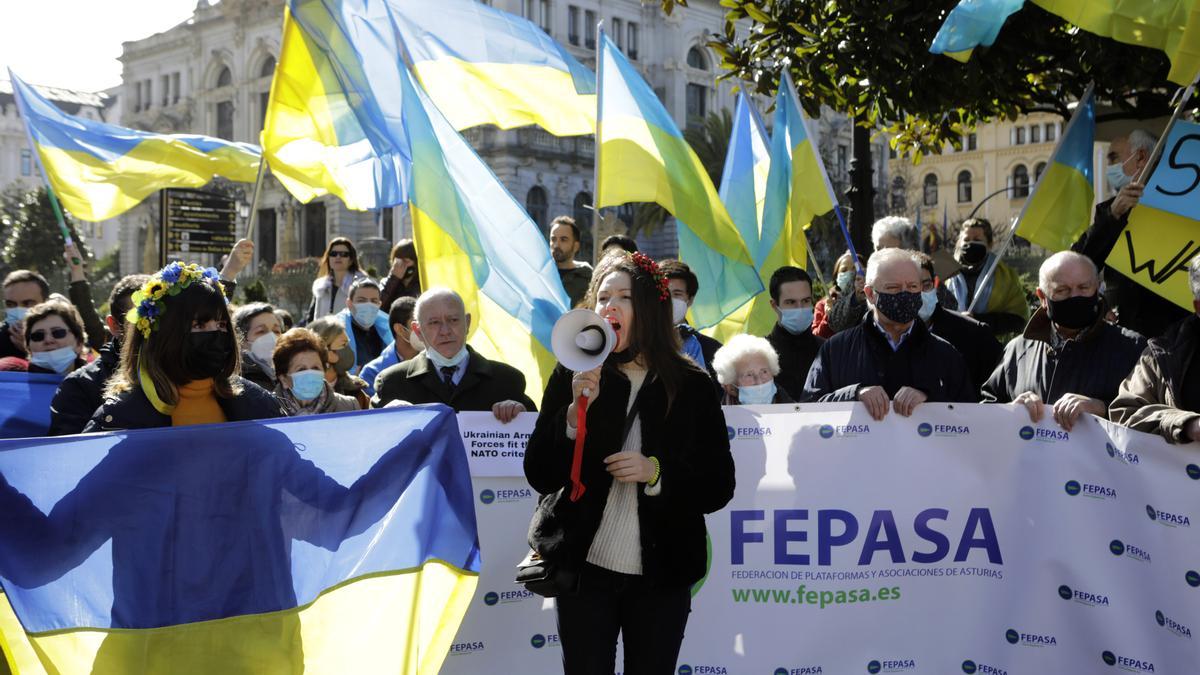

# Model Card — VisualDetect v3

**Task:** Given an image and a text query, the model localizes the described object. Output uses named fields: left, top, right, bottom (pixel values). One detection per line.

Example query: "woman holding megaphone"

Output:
left=524, top=251, right=735, bottom=675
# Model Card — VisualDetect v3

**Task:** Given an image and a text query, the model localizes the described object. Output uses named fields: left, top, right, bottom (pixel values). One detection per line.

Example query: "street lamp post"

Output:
left=967, top=185, right=1017, bottom=220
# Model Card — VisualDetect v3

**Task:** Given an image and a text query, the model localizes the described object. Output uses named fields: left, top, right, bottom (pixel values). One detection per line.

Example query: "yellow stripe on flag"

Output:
left=1104, top=203, right=1200, bottom=312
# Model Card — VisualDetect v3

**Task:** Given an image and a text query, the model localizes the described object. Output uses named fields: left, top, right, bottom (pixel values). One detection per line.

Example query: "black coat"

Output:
left=49, top=343, right=120, bottom=436
left=766, top=323, right=824, bottom=402
left=240, top=352, right=276, bottom=392
left=802, top=315, right=975, bottom=403
left=927, top=305, right=1003, bottom=400
left=1072, top=197, right=1188, bottom=339
left=982, top=306, right=1146, bottom=406
left=370, top=346, right=536, bottom=412
left=525, top=363, right=734, bottom=587
left=0, top=320, right=23, bottom=359
left=83, top=377, right=286, bottom=432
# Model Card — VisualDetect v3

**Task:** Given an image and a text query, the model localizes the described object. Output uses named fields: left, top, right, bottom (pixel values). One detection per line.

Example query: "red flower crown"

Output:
left=629, top=252, right=670, bottom=302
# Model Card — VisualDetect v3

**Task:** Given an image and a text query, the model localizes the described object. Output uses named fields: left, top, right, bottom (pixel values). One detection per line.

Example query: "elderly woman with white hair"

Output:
left=871, top=216, right=918, bottom=251
left=712, top=334, right=794, bottom=405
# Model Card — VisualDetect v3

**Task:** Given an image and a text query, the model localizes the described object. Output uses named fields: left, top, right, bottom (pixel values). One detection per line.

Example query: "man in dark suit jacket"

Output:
left=370, top=288, right=535, bottom=420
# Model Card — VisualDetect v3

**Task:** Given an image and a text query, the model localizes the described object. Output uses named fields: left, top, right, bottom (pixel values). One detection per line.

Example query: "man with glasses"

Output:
left=915, top=253, right=1001, bottom=399
left=983, top=251, right=1146, bottom=431
left=803, top=249, right=974, bottom=419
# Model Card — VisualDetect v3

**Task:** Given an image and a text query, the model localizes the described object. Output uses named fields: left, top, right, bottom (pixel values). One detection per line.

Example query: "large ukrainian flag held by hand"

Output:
left=8, top=71, right=259, bottom=222
left=1015, top=87, right=1095, bottom=252
left=0, top=407, right=479, bottom=675
left=391, top=0, right=596, bottom=135
left=597, top=34, right=762, bottom=328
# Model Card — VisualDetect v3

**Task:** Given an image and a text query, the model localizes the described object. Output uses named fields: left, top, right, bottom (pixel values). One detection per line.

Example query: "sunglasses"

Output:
left=30, top=327, right=69, bottom=342
left=328, top=250, right=353, bottom=258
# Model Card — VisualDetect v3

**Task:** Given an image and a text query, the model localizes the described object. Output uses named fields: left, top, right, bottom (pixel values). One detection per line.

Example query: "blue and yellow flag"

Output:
left=8, top=71, right=260, bottom=222
left=277, top=0, right=571, bottom=402
left=0, top=406, right=479, bottom=675
left=0, top=372, right=61, bottom=440
left=390, top=0, right=596, bottom=135
left=597, top=34, right=762, bottom=328
left=1015, top=87, right=1094, bottom=252
left=930, top=0, right=1026, bottom=62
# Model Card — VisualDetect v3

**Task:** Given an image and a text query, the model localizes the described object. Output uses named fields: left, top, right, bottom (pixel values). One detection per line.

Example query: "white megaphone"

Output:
left=551, top=309, right=617, bottom=372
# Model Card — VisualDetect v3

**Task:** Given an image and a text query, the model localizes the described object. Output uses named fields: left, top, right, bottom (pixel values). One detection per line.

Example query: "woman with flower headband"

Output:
left=84, top=262, right=285, bottom=431
left=524, top=251, right=736, bottom=674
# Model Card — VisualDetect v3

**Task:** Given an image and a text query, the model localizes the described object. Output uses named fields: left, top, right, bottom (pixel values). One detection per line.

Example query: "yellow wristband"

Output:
left=647, top=456, right=661, bottom=486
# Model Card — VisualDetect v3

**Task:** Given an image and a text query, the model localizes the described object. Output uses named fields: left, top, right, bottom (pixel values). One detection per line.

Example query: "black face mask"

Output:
left=1047, top=294, right=1101, bottom=330
left=183, top=330, right=231, bottom=381
left=874, top=290, right=924, bottom=325
left=957, top=242, right=988, bottom=267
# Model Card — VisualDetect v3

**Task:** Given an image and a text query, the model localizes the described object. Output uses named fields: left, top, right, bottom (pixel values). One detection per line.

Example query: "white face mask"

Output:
left=30, top=345, right=77, bottom=374
left=671, top=297, right=689, bottom=325
left=250, top=332, right=278, bottom=363
left=738, top=380, right=777, bottom=405
left=426, top=344, right=468, bottom=369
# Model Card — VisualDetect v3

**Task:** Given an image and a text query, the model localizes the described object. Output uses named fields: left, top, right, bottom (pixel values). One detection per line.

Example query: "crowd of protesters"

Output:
left=4, top=130, right=1198, bottom=674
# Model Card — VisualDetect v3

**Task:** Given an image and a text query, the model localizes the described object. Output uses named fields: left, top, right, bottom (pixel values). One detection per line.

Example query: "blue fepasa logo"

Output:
left=819, top=425, right=835, bottom=439
left=867, top=662, right=882, bottom=674
left=1187, top=463, right=1200, bottom=480
left=1065, top=480, right=1081, bottom=496
left=961, top=661, right=976, bottom=674
left=1102, top=651, right=1117, bottom=666
left=1156, top=609, right=1193, bottom=638
left=1064, top=480, right=1116, bottom=500
left=1110, top=540, right=1126, bottom=556
left=1019, top=426, right=1035, bottom=440
left=479, top=489, right=495, bottom=505
left=677, top=666, right=692, bottom=675
left=917, top=423, right=933, bottom=437
left=1059, top=583, right=1109, bottom=606
left=1005, top=627, right=1057, bottom=647
left=1005, top=629, right=1019, bottom=644
left=483, top=591, right=498, bottom=606
left=775, top=669, right=789, bottom=675
left=1187, top=570, right=1200, bottom=587
left=530, top=634, right=546, bottom=649
left=1058, top=585, right=1073, bottom=600
left=1101, top=650, right=1156, bottom=672
left=1146, top=503, right=1191, bottom=527
left=1109, top=539, right=1151, bottom=562
left=726, top=426, right=736, bottom=441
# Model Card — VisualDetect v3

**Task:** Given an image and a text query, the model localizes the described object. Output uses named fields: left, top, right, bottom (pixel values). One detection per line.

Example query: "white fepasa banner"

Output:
left=443, top=404, right=1200, bottom=675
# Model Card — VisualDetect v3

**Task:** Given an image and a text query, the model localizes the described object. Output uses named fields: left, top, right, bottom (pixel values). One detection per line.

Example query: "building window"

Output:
left=584, top=10, right=596, bottom=48
left=957, top=170, right=972, bottom=203
left=573, top=191, right=593, bottom=259
left=923, top=173, right=938, bottom=206
left=687, top=46, right=708, bottom=70
left=20, top=149, right=32, bottom=176
left=568, top=6, right=580, bottom=46
left=836, top=144, right=848, bottom=177
left=523, top=0, right=549, bottom=32
left=216, top=101, right=234, bottom=140
left=1011, top=164, right=1030, bottom=198
left=1013, top=126, right=1026, bottom=145
left=627, top=22, right=639, bottom=60
left=258, top=208, right=277, bottom=267
left=382, top=207, right=394, bottom=241
left=1034, top=161, right=1047, bottom=183
left=966, top=133, right=977, bottom=151
left=612, top=18, right=623, bottom=49
left=259, top=92, right=271, bottom=134
left=1045, top=123, right=1056, bottom=142
left=526, top=186, right=548, bottom=230
left=216, top=66, right=232, bottom=88
left=891, top=176, right=907, bottom=211
left=260, top=56, right=276, bottom=78
left=161, top=75, right=170, bottom=106
left=172, top=72, right=181, bottom=104
left=303, top=201, right=327, bottom=258
left=686, top=83, right=707, bottom=130
left=1030, top=125, right=1041, bottom=144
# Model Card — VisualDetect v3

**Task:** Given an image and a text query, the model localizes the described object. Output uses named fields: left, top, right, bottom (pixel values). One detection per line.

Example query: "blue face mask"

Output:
left=738, top=380, right=777, bottom=405
left=352, top=302, right=381, bottom=329
left=836, top=270, right=855, bottom=290
left=918, top=289, right=939, bottom=322
left=1105, top=159, right=1133, bottom=194
left=289, top=369, right=326, bottom=401
left=30, top=345, right=77, bottom=374
left=6, top=307, right=28, bottom=325
left=779, top=307, right=814, bottom=335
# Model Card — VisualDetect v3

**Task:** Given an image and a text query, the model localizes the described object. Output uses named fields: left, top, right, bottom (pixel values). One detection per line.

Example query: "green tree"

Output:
left=630, top=107, right=735, bottom=238
left=0, top=185, right=91, bottom=285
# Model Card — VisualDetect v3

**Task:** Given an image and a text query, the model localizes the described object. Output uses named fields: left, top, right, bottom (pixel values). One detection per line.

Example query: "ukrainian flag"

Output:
left=8, top=71, right=260, bottom=222
left=0, top=372, right=62, bottom=439
left=0, top=406, right=479, bottom=675
left=390, top=0, right=596, bottom=135
left=1015, top=87, right=1095, bottom=252
left=930, top=0, right=1026, bottom=62
left=597, top=34, right=762, bottom=328
left=1032, top=0, right=1200, bottom=85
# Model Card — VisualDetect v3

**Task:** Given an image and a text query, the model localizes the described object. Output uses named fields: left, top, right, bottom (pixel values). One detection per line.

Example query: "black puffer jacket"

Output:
left=802, top=314, right=974, bottom=403
left=524, top=363, right=735, bottom=587
left=766, top=323, right=824, bottom=402
left=49, top=342, right=121, bottom=436
left=982, top=305, right=1146, bottom=407
left=83, top=377, right=286, bottom=432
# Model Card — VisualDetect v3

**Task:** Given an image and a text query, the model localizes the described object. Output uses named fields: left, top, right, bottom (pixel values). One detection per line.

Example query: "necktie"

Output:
left=440, top=365, right=457, bottom=390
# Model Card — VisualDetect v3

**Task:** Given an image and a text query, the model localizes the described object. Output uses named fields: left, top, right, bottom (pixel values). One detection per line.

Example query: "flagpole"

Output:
left=9, top=76, right=80, bottom=264
left=967, top=84, right=1094, bottom=314
left=591, top=20, right=605, bottom=266
left=1134, top=72, right=1199, bottom=184
left=243, top=157, right=267, bottom=243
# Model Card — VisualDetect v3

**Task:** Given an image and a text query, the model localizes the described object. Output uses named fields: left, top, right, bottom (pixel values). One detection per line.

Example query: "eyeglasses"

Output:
left=328, top=250, right=352, bottom=258
left=30, top=327, right=69, bottom=342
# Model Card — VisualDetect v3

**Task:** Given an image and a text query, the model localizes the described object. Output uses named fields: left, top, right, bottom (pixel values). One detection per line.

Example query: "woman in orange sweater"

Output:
left=85, top=262, right=285, bottom=431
